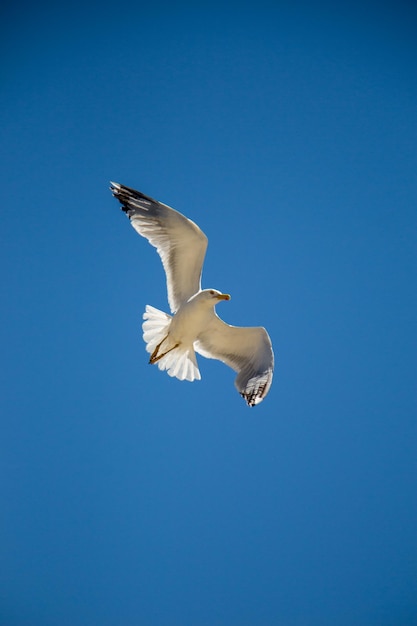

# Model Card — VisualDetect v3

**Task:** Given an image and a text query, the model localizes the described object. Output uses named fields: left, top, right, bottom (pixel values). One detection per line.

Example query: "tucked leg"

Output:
left=149, top=338, right=180, bottom=364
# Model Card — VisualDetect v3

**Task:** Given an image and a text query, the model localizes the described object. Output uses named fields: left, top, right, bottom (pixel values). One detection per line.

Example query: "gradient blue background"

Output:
left=1, top=2, right=416, bottom=625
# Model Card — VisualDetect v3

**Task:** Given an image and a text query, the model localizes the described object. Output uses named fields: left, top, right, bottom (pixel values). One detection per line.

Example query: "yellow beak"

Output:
left=216, top=293, right=231, bottom=301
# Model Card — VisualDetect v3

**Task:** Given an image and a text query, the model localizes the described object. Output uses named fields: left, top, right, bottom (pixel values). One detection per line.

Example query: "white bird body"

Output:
left=168, top=290, right=228, bottom=346
left=111, top=182, right=274, bottom=406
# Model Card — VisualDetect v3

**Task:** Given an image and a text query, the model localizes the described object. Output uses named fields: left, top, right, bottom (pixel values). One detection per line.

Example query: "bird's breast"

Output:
left=169, top=302, right=214, bottom=344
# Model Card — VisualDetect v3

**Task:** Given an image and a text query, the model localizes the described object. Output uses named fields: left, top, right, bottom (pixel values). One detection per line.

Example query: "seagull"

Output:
left=110, top=182, right=274, bottom=406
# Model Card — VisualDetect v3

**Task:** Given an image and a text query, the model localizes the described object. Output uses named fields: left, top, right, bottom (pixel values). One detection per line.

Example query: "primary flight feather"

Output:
left=110, top=182, right=274, bottom=406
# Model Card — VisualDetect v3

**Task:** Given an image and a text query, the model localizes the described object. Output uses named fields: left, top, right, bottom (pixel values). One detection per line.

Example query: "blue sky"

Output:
left=1, top=2, right=416, bottom=625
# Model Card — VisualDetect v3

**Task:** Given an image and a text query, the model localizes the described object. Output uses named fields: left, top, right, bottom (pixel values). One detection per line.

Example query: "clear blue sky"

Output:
left=1, top=2, right=416, bottom=625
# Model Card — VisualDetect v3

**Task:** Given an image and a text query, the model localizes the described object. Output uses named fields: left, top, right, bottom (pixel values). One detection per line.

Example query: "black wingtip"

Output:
left=241, top=392, right=256, bottom=407
left=109, top=181, right=136, bottom=218
left=241, top=377, right=270, bottom=407
left=109, top=182, right=160, bottom=217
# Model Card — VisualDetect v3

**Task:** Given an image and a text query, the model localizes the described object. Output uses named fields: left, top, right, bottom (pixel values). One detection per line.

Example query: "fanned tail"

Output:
left=142, top=305, right=172, bottom=354
left=142, top=305, right=201, bottom=382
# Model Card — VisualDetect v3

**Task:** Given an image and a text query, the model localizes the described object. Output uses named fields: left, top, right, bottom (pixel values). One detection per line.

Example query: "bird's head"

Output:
left=197, top=289, right=231, bottom=306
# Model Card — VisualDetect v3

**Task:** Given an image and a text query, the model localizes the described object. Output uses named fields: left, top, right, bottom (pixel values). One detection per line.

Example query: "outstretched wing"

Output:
left=195, top=314, right=274, bottom=406
left=111, top=182, right=208, bottom=313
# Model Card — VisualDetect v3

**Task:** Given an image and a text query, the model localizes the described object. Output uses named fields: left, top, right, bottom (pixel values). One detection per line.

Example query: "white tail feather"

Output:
left=142, top=305, right=201, bottom=382
left=142, top=305, right=172, bottom=353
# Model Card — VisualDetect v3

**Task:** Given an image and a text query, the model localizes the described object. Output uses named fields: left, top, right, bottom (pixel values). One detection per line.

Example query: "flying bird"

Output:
left=110, top=182, right=274, bottom=406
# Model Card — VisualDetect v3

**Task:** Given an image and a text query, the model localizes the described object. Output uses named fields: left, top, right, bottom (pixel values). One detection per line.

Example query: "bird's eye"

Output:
left=209, top=290, right=215, bottom=295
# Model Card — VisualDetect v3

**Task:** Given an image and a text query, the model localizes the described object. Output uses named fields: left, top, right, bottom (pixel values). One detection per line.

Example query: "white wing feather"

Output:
left=111, top=182, right=208, bottom=313
left=195, top=314, right=274, bottom=406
